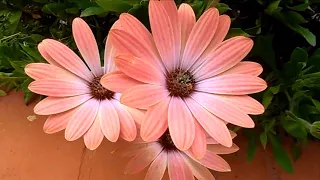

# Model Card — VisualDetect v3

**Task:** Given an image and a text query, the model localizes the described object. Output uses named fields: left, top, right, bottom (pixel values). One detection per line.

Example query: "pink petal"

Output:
left=84, top=117, right=104, bottom=150
left=190, top=121, right=207, bottom=159
left=121, top=84, right=169, bottom=109
left=168, top=97, right=195, bottom=151
left=181, top=8, right=219, bottom=70
left=65, top=99, right=99, bottom=141
left=149, top=0, right=180, bottom=71
left=100, top=70, right=142, bottom=93
left=125, top=143, right=163, bottom=174
left=99, top=100, right=120, bottom=142
left=43, top=107, right=79, bottom=134
left=145, top=150, right=168, bottom=180
left=34, top=94, right=91, bottom=115
left=104, top=20, right=121, bottom=73
left=41, top=39, right=94, bottom=82
left=111, top=100, right=137, bottom=141
left=191, top=15, right=231, bottom=71
left=109, top=29, right=165, bottom=73
left=191, top=92, right=255, bottom=128
left=207, top=130, right=237, bottom=144
left=194, top=36, right=254, bottom=81
left=196, top=74, right=267, bottom=95
left=207, top=143, right=239, bottom=155
left=183, top=154, right=215, bottom=180
left=219, top=95, right=265, bottom=115
left=125, top=106, right=145, bottom=126
left=168, top=151, right=194, bottom=180
left=178, top=3, right=195, bottom=53
left=113, top=142, right=152, bottom=157
left=114, top=55, right=165, bottom=85
left=28, top=79, right=89, bottom=97
left=141, top=97, right=170, bottom=141
left=38, top=43, right=60, bottom=67
left=219, top=61, right=263, bottom=76
left=185, top=97, right=232, bottom=147
left=196, top=151, right=231, bottom=172
left=72, top=18, right=102, bottom=76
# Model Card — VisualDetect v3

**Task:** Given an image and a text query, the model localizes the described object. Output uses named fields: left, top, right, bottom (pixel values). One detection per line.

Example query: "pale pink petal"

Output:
left=121, top=84, right=169, bottom=109
left=178, top=3, right=195, bottom=53
left=72, top=18, right=102, bottom=76
left=34, top=94, right=92, bottom=115
left=28, top=79, right=89, bottom=97
left=149, top=0, right=179, bottom=71
left=207, top=130, right=237, bottom=144
left=141, top=97, right=170, bottom=141
left=196, top=151, right=231, bottom=172
left=168, top=151, right=194, bottom=180
left=191, top=15, right=231, bottom=71
left=190, top=121, right=207, bottom=159
left=65, top=99, right=99, bottom=141
left=168, top=97, right=195, bottom=151
left=38, top=43, right=60, bottom=67
left=125, top=143, right=163, bottom=174
left=207, top=143, right=239, bottom=155
left=196, top=74, right=267, bottom=95
left=185, top=97, right=232, bottom=147
left=191, top=92, right=255, bottom=128
left=84, top=117, right=104, bottom=150
left=145, top=150, right=167, bottom=180
left=99, top=100, right=120, bottom=142
left=219, top=61, right=263, bottom=76
left=43, top=107, right=79, bottom=134
left=219, top=95, right=265, bottom=115
left=104, top=20, right=121, bottom=73
left=114, top=55, right=165, bottom=85
left=41, top=39, right=94, bottom=81
left=125, top=106, right=145, bottom=126
left=111, top=100, right=137, bottom=141
left=181, top=8, right=219, bottom=70
left=113, top=142, right=152, bottom=157
left=183, top=154, right=215, bottom=180
left=194, top=36, right=254, bottom=81
left=100, top=70, right=142, bottom=93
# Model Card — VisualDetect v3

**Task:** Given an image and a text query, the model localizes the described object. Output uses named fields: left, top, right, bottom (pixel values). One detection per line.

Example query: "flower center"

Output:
left=158, top=130, right=177, bottom=151
left=89, top=76, right=115, bottom=100
left=166, top=69, right=195, bottom=97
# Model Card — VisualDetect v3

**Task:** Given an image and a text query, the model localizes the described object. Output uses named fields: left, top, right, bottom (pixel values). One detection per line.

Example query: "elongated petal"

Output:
left=190, top=121, right=207, bottom=159
left=141, top=97, right=170, bottom=141
left=125, top=106, right=145, bottom=126
left=168, top=97, right=195, bottom=151
left=114, top=55, right=165, bottom=85
left=194, top=36, right=253, bottom=81
left=149, top=0, right=179, bottom=71
left=183, top=154, right=215, bottom=180
left=207, top=143, right=239, bottom=155
left=72, top=18, right=102, bottom=76
left=104, top=20, right=121, bottom=73
left=181, top=8, right=219, bottom=70
left=185, top=97, right=232, bottom=147
left=197, top=151, right=231, bottom=172
left=28, top=79, right=89, bottom=97
left=34, top=94, right=92, bottom=115
left=178, top=3, right=196, bottom=53
left=65, top=99, right=100, bottom=141
left=191, top=92, right=254, bottom=128
left=145, top=151, right=167, bottom=180
left=219, top=61, right=263, bottom=76
left=113, top=142, right=152, bottom=157
left=84, top=116, right=104, bottom=150
left=121, top=84, right=169, bottom=109
left=38, top=43, right=60, bottom=67
left=99, top=100, right=120, bottom=142
left=111, top=100, right=137, bottom=141
left=219, top=95, right=265, bottom=115
left=42, top=39, right=93, bottom=81
left=100, top=70, right=142, bottom=93
left=125, top=143, right=163, bottom=174
left=196, top=74, right=267, bottom=95
left=207, top=130, right=237, bottom=144
left=168, top=151, right=194, bottom=180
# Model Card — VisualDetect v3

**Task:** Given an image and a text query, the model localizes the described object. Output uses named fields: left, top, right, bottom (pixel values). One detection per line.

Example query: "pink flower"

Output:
left=101, top=0, right=267, bottom=157
left=114, top=129, right=239, bottom=180
left=25, top=18, right=143, bottom=150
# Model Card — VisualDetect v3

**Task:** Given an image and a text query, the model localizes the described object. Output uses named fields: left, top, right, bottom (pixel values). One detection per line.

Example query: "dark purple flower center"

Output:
left=89, top=76, right=114, bottom=100
left=166, top=69, right=195, bottom=97
left=158, top=130, right=177, bottom=151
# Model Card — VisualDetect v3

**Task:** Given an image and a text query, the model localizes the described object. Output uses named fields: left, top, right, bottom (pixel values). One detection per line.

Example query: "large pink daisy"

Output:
left=101, top=0, right=267, bottom=156
left=25, top=18, right=142, bottom=150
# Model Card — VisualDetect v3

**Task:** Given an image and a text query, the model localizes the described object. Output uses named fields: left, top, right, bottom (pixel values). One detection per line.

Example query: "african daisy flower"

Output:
left=101, top=0, right=267, bottom=157
left=24, top=18, right=142, bottom=150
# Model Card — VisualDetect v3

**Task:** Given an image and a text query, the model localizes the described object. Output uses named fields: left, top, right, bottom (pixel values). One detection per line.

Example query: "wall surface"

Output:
left=0, top=92, right=319, bottom=180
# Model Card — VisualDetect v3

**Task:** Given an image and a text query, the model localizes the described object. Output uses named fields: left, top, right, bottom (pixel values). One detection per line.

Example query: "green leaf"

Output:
left=262, top=85, right=280, bottom=109
left=260, top=132, right=268, bottom=149
left=96, top=0, right=133, bottom=13
left=291, top=142, right=302, bottom=161
left=80, top=6, right=106, bottom=17
left=8, top=11, right=22, bottom=24
left=265, top=0, right=281, bottom=15
left=281, top=117, right=308, bottom=138
left=268, top=133, right=294, bottom=173
left=290, top=24, right=316, bottom=46
left=270, top=85, right=280, bottom=94
left=247, top=135, right=257, bottom=162
left=287, top=3, right=309, bottom=11
left=0, top=90, right=7, bottom=96
left=65, top=7, right=80, bottom=15
left=290, top=47, right=308, bottom=64
left=215, top=3, right=231, bottom=14
left=310, top=121, right=320, bottom=139
left=226, top=28, right=251, bottom=39
left=42, top=3, right=67, bottom=16
left=312, top=99, right=320, bottom=112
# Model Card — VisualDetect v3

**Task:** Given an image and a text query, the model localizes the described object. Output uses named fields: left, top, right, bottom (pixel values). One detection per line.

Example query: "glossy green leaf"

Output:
left=281, top=118, right=308, bottom=138
left=290, top=47, right=308, bottom=63
left=0, top=90, right=7, bottom=96
left=215, top=3, right=231, bottom=14
left=80, top=6, right=106, bottom=17
left=226, top=28, right=250, bottom=39
left=260, top=132, right=268, bottom=149
left=288, top=3, right=309, bottom=11
left=247, top=135, right=257, bottom=162
left=96, top=0, right=133, bottom=13
left=265, top=0, right=281, bottom=15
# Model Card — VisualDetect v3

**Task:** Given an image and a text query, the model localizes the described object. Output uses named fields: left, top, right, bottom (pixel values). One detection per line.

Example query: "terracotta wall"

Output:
left=0, top=92, right=319, bottom=180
